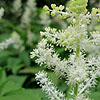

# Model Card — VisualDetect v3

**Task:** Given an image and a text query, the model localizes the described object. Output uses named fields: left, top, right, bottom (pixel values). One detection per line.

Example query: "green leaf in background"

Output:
left=48, top=72, right=59, bottom=85
left=0, top=19, right=15, bottom=33
left=7, top=57, right=23, bottom=74
left=89, top=92, right=100, bottom=100
left=32, top=89, right=48, bottom=100
left=0, top=80, right=21, bottom=96
left=0, top=51, right=11, bottom=64
left=8, top=75, right=27, bottom=87
left=19, top=51, right=30, bottom=67
left=66, top=86, right=74, bottom=99
left=0, top=19, right=15, bottom=29
left=0, top=67, right=7, bottom=86
left=0, top=79, right=41, bottom=100
left=0, top=89, right=41, bottom=100
left=97, top=78, right=100, bottom=91
left=0, top=34, right=10, bottom=42
left=19, top=66, right=43, bottom=74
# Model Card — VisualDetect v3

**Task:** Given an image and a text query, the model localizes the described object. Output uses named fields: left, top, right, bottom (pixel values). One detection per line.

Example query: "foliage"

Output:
left=0, top=0, right=100, bottom=100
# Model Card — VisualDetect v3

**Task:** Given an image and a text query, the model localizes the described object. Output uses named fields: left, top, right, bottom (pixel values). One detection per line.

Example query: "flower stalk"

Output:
left=74, top=84, right=78, bottom=97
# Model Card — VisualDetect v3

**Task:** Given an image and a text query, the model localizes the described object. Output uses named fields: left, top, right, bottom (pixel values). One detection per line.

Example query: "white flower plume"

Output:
left=35, top=71, right=66, bottom=100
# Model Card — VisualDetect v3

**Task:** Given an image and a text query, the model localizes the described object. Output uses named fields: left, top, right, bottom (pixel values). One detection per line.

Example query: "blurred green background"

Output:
left=0, top=0, right=100, bottom=100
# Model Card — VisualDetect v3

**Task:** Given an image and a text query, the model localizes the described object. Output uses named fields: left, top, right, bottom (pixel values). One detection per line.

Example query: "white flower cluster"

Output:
left=31, top=39, right=100, bottom=86
left=0, top=8, right=4, bottom=19
left=26, top=30, right=35, bottom=46
left=11, top=31, right=24, bottom=51
left=0, top=8, right=14, bottom=51
left=0, top=31, right=25, bottom=51
left=35, top=71, right=66, bottom=100
left=31, top=0, right=100, bottom=100
left=40, top=23, right=93, bottom=51
left=21, top=0, right=37, bottom=26
left=90, top=31, right=100, bottom=45
left=30, top=39, right=100, bottom=100
left=66, top=53, right=88, bottom=85
left=21, top=7, right=31, bottom=26
left=26, top=0, right=37, bottom=12
left=30, top=39, right=68, bottom=77
left=12, top=0, right=22, bottom=15
left=0, top=38, right=14, bottom=51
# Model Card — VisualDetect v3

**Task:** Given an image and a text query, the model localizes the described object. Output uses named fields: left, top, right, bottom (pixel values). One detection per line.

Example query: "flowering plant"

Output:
left=30, top=0, right=100, bottom=100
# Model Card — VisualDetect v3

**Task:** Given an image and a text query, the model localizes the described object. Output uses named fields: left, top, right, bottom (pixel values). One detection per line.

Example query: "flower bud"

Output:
left=62, top=41, right=68, bottom=46
left=91, top=8, right=97, bottom=16
left=60, top=35, right=65, bottom=41
left=59, top=5, right=64, bottom=11
left=62, top=13, right=68, bottom=19
left=54, top=7, right=59, bottom=12
left=45, top=11, right=50, bottom=15
left=57, top=14, right=63, bottom=19
left=43, top=5, right=49, bottom=11
left=65, top=31, right=70, bottom=38
left=75, top=77, right=80, bottom=83
left=51, top=4, right=56, bottom=9
left=69, top=38, right=75, bottom=45
left=51, top=11, right=56, bottom=16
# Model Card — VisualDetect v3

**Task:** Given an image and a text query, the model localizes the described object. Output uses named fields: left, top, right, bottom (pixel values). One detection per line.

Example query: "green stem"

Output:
left=74, top=45, right=80, bottom=97
left=74, top=84, right=78, bottom=97
left=76, top=45, right=80, bottom=58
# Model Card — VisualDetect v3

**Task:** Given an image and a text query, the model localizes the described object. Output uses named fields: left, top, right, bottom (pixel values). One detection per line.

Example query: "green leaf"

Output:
left=0, top=80, right=21, bottom=96
left=0, top=19, right=15, bottom=33
left=89, top=92, right=100, bottom=100
left=19, top=51, right=30, bottom=67
left=0, top=78, right=41, bottom=100
left=0, top=19, right=15, bottom=29
left=48, top=72, right=59, bottom=85
left=97, top=78, right=100, bottom=91
left=0, top=34, right=10, bottom=42
left=8, top=75, right=27, bottom=87
left=66, top=86, right=74, bottom=99
left=0, top=89, right=41, bottom=100
left=0, top=67, right=7, bottom=85
left=19, top=66, right=43, bottom=74
left=7, top=57, right=23, bottom=74
left=0, top=51, right=11, bottom=64
left=32, top=89, right=48, bottom=100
